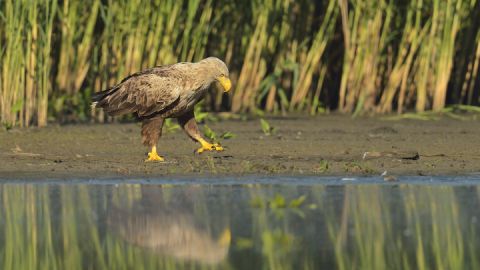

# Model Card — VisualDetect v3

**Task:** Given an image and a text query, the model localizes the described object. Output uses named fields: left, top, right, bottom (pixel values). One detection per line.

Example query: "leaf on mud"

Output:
left=317, top=160, right=329, bottom=173
left=164, top=119, right=180, bottom=133
left=260, top=118, right=276, bottom=135
left=195, top=111, right=209, bottom=123
left=220, top=131, right=236, bottom=139
left=203, top=125, right=216, bottom=140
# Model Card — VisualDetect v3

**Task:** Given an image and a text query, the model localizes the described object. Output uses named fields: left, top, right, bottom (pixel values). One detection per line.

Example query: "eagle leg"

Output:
left=142, top=116, right=165, bottom=162
left=177, top=110, right=224, bottom=154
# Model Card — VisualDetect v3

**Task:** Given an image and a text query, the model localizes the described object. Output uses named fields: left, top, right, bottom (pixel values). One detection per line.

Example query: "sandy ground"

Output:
left=0, top=115, right=479, bottom=179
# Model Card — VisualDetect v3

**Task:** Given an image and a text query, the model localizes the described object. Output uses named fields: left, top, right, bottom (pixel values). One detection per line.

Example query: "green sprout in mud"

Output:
left=316, top=160, right=329, bottom=173
left=2, top=122, right=13, bottom=131
left=164, top=119, right=180, bottom=133
left=194, top=102, right=218, bottom=123
left=203, top=124, right=236, bottom=142
left=260, top=118, right=276, bottom=136
left=203, top=125, right=216, bottom=141
left=194, top=110, right=210, bottom=123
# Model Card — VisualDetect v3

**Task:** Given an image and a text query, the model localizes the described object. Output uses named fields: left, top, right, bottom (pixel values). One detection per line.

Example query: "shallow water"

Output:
left=1, top=176, right=479, bottom=269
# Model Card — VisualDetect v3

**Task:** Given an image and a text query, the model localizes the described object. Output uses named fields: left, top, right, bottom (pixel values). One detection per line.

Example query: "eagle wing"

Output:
left=93, top=71, right=181, bottom=118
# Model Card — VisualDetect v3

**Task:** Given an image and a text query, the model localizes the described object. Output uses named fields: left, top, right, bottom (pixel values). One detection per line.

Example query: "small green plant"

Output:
left=316, top=160, right=329, bottom=173
left=203, top=125, right=236, bottom=142
left=194, top=102, right=218, bottom=123
left=203, top=125, right=217, bottom=141
left=260, top=118, right=276, bottom=136
left=164, top=119, right=180, bottom=133
left=2, top=122, right=13, bottom=131
left=195, top=111, right=210, bottom=123
left=220, top=131, right=236, bottom=139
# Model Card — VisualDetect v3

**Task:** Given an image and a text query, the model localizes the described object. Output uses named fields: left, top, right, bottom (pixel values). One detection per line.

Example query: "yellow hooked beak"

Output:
left=217, top=76, right=232, bottom=92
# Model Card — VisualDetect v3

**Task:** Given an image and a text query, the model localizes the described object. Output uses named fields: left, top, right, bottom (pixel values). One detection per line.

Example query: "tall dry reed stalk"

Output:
left=338, top=0, right=477, bottom=114
left=0, top=0, right=56, bottom=127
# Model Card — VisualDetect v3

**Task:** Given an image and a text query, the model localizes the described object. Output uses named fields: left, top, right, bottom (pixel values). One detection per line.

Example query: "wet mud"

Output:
left=0, top=115, right=479, bottom=179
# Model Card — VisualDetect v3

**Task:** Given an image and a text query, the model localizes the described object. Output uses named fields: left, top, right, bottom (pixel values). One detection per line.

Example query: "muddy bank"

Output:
left=0, top=115, right=479, bottom=179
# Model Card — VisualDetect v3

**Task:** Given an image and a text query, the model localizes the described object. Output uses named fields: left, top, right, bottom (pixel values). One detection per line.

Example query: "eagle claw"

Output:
left=145, top=151, right=164, bottom=162
left=196, top=143, right=224, bottom=154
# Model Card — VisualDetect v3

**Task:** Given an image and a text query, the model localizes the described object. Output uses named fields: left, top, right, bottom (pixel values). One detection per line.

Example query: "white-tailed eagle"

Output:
left=92, top=57, right=232, bottom=161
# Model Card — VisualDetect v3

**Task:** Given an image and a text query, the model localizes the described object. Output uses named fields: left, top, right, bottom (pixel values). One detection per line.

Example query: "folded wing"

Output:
left=93, top=73, right=181, bottom=117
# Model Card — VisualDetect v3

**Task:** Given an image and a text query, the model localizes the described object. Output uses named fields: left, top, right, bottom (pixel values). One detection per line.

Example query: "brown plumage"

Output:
left=92, top=57, right=232, bottom=161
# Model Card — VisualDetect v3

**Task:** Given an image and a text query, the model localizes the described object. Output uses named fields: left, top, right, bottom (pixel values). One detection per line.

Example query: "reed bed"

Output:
left=323, top=185, right=480, bottom=270
left=0, top=0, right=479, bottom=127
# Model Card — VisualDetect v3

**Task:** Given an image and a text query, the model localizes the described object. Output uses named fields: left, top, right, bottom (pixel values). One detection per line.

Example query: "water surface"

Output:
left=1, top=176, right=479, bottom=269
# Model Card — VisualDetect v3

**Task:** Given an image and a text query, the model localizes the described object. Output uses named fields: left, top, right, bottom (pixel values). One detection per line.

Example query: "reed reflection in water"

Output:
left=0, top=183, right=479, bottom=269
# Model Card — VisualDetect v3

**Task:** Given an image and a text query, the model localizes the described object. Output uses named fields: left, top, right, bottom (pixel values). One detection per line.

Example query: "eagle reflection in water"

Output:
left=107, top=186, right=231, bottom=265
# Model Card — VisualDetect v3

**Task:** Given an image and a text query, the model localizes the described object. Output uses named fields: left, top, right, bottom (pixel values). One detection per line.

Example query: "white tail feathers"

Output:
left=91, top=102, right=98, bottom=109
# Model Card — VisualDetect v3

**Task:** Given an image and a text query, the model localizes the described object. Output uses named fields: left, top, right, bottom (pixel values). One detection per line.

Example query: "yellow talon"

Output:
left=196, top=139, right=224, bottom=154
left=145, top=146, right=164, bottom=162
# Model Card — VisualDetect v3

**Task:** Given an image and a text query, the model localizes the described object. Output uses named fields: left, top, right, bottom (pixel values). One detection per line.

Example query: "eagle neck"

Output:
left=190, top=63, right=216, bottom=90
